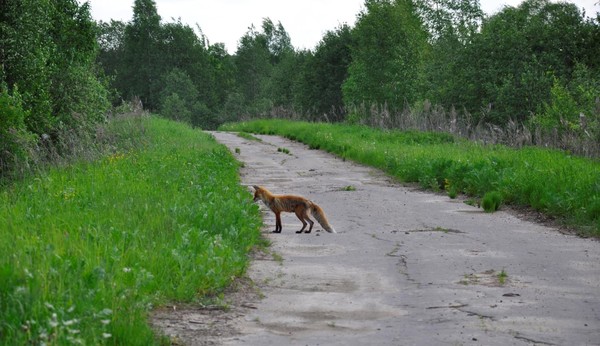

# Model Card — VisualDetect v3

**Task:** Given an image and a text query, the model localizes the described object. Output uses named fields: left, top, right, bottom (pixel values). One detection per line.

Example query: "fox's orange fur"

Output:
left=252, top=186, right=336, bottom=234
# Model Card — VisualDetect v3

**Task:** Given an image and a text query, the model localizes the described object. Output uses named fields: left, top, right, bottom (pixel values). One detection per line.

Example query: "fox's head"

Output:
left=252, top=185, right=267, bottom=202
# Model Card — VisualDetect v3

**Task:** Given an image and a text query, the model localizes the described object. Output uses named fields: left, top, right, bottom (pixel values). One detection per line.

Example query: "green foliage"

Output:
left=161, top=92, right=191, bottom=123
left=343, top=0, right=429, bottom=110
left=97, top=20, right=126, bottom=76
left=220, top=92, right=247, bottom=123
left=222, top=120, right=600, bottom=236
left=482, top=191, right=503, bottom=212
left=102, top=1, right=228, bottom=127
left=267, top=49, right=301, bottom=109
left=159, top=20, right=216, bottom=111
left=159, top=68, right=197, bottom=125
left=534, top=63, right=600, bottom=143
left=0, top=87, right=36, bottom=176
left=0, top=87, right=28, bottom=134
left=341, top=185, right=357, bottom=191
left=415, top=0, right=483, bottom=43
left=92, top=0, right=599, bottom=157
left=0, top=117, right=262, bottom=344
left=0, top=0, right=110, bottom=180
left=497, top=269, right=508, bottom=285
left=233, top=18, right=295, bottom=115
left=537, top=78, right=580, bottom=130
left=207, top=43, right=236, bottom=111
left=234, top=25, right=272, bottom=112
left=277, top=147, right=291, bottom=154
left=47, top=0, right=106, bottom=124
left=236, top=132, right=262, bottom=142
left=0, top=0, right=54, bottom=134
left=120, top=0, right=163, bottom=109
left=295, top=25, right=353, bottom=119
left=459, top=0, right=592, bottom=123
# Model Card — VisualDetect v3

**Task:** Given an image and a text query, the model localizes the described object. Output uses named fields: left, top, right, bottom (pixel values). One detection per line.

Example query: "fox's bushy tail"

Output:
left=310, top=203, right=336, bottom=233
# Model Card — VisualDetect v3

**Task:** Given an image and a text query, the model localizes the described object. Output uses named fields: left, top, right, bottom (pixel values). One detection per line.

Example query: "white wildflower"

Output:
left=63, top=319, right=79, bottom=326
left=66, top=336, right=83, bottom=345
left=24, top=268, right=33, bottom=279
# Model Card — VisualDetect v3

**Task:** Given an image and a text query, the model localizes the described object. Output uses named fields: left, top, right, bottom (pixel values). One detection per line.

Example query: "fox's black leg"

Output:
left=295, top=210, right=307, bottom=233
left=274, top=213, right=282, bottom=233
left=305, top=218, right=314, bottom=233
left=296, top=220, right=307, bottom=233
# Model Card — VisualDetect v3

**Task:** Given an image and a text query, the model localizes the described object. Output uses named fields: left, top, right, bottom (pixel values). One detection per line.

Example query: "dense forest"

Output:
left=1, top=0, right=599, bottom=180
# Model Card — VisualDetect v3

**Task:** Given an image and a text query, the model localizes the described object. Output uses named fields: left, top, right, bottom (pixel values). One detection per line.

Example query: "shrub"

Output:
left=0, top=88, right=37, bottom=179
left=159, top=69, right=198, bottom=125
left=161, top=93, right=191, bottom=123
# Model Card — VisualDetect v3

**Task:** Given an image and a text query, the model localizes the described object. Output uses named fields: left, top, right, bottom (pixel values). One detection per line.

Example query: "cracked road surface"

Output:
left=182, top=132, right=600, bottom=345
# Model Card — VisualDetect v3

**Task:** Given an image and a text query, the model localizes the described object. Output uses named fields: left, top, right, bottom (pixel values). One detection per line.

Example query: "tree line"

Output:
left=98, top=0, right=599, bottom=131
left=1, top=0, right=599, bottom=180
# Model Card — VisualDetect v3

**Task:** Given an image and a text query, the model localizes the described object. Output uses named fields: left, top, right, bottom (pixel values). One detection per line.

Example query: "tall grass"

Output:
left=0, top=116, right=262, bottom=344
left=1, top=101, right=149, bottom=185
left=221, top=119, right=599, bottom=236
left=248, top=100, right=600, bottom=158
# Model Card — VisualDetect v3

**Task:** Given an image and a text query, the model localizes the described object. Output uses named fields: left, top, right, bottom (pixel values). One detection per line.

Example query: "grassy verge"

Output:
left=0, top=116, right=262, bottom=345
left=221, top=119, right=599, bottom=236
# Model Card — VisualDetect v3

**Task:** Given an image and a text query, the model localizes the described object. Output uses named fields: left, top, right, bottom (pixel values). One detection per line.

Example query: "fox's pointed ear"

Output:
left=252, top=185, right=259, bottom=190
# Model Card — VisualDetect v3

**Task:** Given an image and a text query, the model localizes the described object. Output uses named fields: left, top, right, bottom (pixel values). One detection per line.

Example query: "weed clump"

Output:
left=482, top=191, right=503, bottom=212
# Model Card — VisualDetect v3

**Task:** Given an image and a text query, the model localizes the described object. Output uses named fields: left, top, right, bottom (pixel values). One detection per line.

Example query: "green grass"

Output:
left=497, top=269, right=508, bottom=285
left=0, top=116, right=262, bottom=345
left=221, top=119, right=600, bottom=236
left=482, top=191, right=503, bottom=213
left=235, top=131, right=262, bottom=142
left=277, top=147, right=291, bottom=155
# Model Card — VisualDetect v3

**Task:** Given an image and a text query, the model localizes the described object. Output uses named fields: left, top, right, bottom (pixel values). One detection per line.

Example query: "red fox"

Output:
left=252, top=185, right=336, bottom=234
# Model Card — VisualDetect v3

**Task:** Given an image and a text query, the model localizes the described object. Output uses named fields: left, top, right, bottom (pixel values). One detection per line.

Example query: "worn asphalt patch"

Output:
left=152, top=131, right=600, bottom=346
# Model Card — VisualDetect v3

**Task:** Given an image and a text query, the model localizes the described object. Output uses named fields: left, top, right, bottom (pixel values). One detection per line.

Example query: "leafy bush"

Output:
left=0, top=88, right=37, bottom=178
left=158, top=69, right=221, bottom=130
left=159, top=69, right=198, bottom=124
left=191, top=101, right=220, bottom=130
left=161, top=92, right=192, bottom=123
left=1, top=0, right=111, bottom=182
left=539, top=79, right=580, bottom=130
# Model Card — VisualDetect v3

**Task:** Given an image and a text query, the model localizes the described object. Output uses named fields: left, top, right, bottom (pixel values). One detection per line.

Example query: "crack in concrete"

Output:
left=513, top=333, right=556, bottom=345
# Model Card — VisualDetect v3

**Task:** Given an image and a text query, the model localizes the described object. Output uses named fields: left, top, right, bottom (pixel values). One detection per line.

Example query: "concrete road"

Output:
left=209, top=131, right=600, bottom=346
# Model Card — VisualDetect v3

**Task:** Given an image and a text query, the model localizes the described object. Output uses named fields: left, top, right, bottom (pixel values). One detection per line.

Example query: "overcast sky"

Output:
left=87, top=0, right=600, bottom=53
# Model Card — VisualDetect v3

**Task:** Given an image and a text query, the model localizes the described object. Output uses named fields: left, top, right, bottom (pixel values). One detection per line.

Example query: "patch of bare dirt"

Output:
left=150, top=276, right=261, bottom=345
